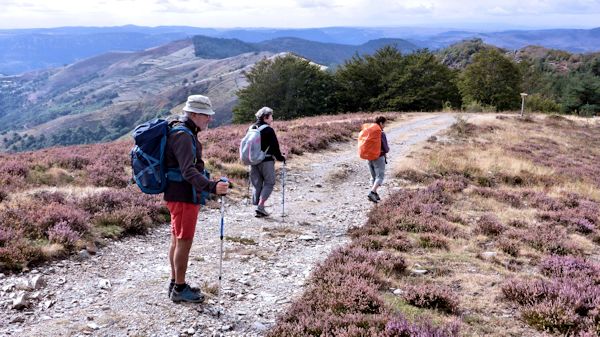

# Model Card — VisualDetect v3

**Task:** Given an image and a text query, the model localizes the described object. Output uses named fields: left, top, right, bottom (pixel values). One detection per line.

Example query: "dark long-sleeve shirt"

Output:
left=163, top=117, right=217, bottom=204
left=254, top=120, right=285, bottom=162
left=381, top=131, right=389, bottom=157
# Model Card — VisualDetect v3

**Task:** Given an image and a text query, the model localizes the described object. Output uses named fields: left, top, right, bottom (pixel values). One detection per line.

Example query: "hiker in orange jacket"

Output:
left=367, top=116, right=389, bottom=203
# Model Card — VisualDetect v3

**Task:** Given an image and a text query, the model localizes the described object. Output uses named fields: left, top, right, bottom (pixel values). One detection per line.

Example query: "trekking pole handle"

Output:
left=219, top=177, right=228, bottom=238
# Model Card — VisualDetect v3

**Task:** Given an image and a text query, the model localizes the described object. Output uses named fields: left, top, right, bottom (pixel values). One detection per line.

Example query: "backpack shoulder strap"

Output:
left=257, top=124, right=270, bottom=132
left=168, top=124, right=197, bottom=160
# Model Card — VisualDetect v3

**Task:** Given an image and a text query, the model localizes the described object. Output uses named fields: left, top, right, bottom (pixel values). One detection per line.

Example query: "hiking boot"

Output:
left=170, top=284, right=205, bottom=303
left=168, top=281, right=175, bottom=299
left=255, top=206, right=270, bottom=217
left=373, top=191, right=381, bottom=201
left=368, top=192, right=379, bottom=203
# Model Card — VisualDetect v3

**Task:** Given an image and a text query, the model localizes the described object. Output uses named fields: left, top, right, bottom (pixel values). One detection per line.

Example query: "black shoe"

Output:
left=368, top=192, right=379, bottom=203
left=168, top=281, right=175, bottom=298
left=373, top=192, right=381, bottom=201
left=170, top=284, right=204, bottom=303
left=255, top=207, right=270, bottom=217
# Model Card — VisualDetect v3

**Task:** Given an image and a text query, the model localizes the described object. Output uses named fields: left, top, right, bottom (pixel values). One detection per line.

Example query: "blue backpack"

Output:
left=130, top=119, right=209, bottom=204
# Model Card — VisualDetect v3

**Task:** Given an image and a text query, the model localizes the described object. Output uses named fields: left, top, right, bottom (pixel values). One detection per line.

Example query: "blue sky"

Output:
left=1, top=0, right=599, bottom=30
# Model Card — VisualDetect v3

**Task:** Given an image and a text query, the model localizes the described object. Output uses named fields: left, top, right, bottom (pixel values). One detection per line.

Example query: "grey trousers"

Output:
left=250, top=161, right=276, bottom=205
left=368, top=156, right=386, bottom=186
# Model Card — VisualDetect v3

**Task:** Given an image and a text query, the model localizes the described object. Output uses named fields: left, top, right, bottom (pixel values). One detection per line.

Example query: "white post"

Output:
left=520, top=93, right=528, bottom=117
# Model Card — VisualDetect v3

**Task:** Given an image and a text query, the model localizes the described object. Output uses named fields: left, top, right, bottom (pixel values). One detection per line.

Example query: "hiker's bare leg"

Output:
left=258, top=197, right=267, bottom=207
left=371, top=182, right=381, bottom=193
left=174, top=238, right=193, bottom=284
left=169, top=235, right=177, bottom=280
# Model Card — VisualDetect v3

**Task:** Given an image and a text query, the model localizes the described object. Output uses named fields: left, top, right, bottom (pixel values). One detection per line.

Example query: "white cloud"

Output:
left=0, top=0, right=598, bottom=29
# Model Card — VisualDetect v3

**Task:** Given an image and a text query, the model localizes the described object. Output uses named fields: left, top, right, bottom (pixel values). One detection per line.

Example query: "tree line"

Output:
left=232, top=45, right=600, bottom=123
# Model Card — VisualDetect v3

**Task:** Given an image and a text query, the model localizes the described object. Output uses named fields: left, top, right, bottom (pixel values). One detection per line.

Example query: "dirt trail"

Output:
left=1, top=113, right=456, bottom=337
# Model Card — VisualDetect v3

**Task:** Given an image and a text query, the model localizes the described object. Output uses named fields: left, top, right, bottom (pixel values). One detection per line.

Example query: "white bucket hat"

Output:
left=255, top=107, right=273, bottom=118
left=183, top=95, right=215, bottom=115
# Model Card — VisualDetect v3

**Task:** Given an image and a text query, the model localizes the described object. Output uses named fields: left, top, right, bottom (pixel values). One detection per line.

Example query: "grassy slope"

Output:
left=0, top=112, right=397, bottom=272
left=268, top=114, right=600, bottom=336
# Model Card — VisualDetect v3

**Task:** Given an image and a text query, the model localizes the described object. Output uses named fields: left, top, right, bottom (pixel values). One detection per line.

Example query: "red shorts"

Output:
left=166, top=201, right=201, bottom=240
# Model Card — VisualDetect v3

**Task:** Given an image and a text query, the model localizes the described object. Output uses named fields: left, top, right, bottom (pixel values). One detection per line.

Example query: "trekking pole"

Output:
left=217, top=177, right=228, bottom=318
left=247, top=165, right=252, bottom=202
left=281, top=161, right=286, bottom=218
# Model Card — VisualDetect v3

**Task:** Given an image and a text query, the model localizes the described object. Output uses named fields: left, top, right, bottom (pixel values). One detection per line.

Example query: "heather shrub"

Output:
left=517, top=225, right=582, bottom=255
left=47, top=221, right=81, bottom=247
left=54, top=155, right=91, bottom=170
left=437, top=175, right=469, bottom=193
left=497, top=239, right=520, bottom=257
left=502, top=278, right=562, bottom=306
left=403, top=283, right=460, bottom=314
left=268, top=313, right=390, bottom=337
left=94, top=207, right=154, bottom=235
left=32, top=190, right=68, bottom=204
left=386, top=233, right=413, bottom=252
left=0, top=239, right=44, bottom=271
left=385, top=317, right=460, bottom=337
left=395, top=168, right=436, bottom=184
left=538, top=195, right=598, bottom=234
left=79, top=189, right=133, bottom=213
left=418, top=234, right=450, bottom=250
left=354, top=236, right=385, bottom=251
left=472, top=187, right=523, bottom=208
left=367, top=182, right=458, bottom=237
left=503, top=273, right=600, bottom=333
left=0, top=227, right=21, bottom=247
left=34, top=202, right=90, bottom=238
left=2, top=159, right=29, bottom=177
left=539, top=255, right=600, bottom=283
left=523, top=190, right=563, bottom=211
left=476, top=214, right=506, bottom=236
left=521, top=300, right=580, bottom=333
left=87, top=161, right=129, bottom=187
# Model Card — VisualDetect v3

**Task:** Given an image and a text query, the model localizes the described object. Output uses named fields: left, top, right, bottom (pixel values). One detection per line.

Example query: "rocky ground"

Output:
left=0, top=113, right=456, bottom=337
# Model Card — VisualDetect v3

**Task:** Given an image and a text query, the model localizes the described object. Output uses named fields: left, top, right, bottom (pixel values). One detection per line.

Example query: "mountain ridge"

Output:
left=1, top=25, right=600, bottom=75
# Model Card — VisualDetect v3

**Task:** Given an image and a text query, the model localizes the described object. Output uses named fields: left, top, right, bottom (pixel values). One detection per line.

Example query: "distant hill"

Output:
left=192, top=35, right=419, bottom=67
left=420, top=28, right=600, bottom=53
left=0, top=39, right=278, bottom=151
left=2, top=25, right=600, bottom=75
left=436, top=38, right=600, bottom=72
left=437, top=38, right=502, bottom=69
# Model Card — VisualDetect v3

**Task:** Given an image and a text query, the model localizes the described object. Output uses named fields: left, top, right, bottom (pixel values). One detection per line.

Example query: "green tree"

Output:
left=560, top=72, right=600, bottom=115
left=335, top=46, right=403, bottom=112
left=373, top=50, right=461, bottom=111
left=232, top=55, right=338, bottom=123
left=458, top=49, right=522, bottom=111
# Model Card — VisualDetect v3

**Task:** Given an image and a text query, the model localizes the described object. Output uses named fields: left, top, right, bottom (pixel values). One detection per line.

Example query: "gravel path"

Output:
left=0, top=113, right=456, bottom=337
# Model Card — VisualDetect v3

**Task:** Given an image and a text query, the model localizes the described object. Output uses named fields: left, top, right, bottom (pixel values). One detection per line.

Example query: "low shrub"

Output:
left=385, top=317, right=460, bottom=337
left=0, top=239, right=44, bottom=272
left=521, top=300, right=580, bottom=333
left=47, top=221, right=81, bottom=247
left=539, top=255, right=600, bottom=283
left=403, top=283, right=460, bottom=314
left=497, top=239, right=520, bottom=257
left=418, top=234, right=450, bottom=250
left=476, top=214, right=506, bottom=236
left=516, top=225, right=582, bottom=255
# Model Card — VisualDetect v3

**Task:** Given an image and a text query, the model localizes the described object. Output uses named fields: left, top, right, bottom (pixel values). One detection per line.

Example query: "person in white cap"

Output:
left=249, top=107, right=286, bottom=217
left=163, top=94, right=229, bottom=303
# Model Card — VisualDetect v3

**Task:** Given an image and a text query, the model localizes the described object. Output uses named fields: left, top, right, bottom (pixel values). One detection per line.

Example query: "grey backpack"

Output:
left=239, top=124, right=270, bottom=165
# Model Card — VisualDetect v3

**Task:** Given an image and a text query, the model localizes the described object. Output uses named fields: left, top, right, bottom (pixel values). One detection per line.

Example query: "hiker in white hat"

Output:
left=163, top=94, right=228, bottom=303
